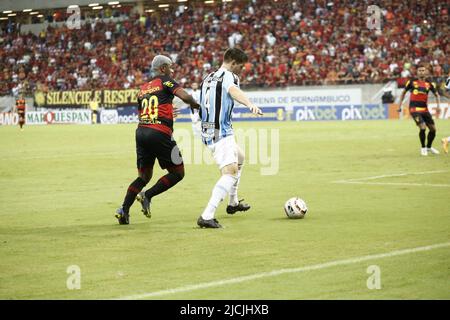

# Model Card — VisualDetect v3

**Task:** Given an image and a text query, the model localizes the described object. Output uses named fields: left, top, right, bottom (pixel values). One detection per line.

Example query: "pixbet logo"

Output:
left=341, top=105, right=386, bottom=120
left=295, top=106, right=338, bottom=121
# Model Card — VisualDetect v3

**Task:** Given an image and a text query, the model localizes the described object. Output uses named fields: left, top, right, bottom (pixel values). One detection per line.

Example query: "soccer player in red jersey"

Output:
left=14, top=95, right=26, bottom=130
left=115, top=55, right=200, bottom=225
left=398, top=64, right=441, bottom=156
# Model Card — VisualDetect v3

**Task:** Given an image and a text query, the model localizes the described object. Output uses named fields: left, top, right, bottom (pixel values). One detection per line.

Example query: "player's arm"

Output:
left=12, top=101, right=18, bottom=113
left=174, top=88, right=200, bottom=109
left=434, top=91, right=440, bottom=106
left=444, top=77, right=450, bottom=99
left=397, top=89, right=407, bottom=112
left=430, top=82, right=441, bottom=113
left=398, top=80, right=412, bottom=112
left=228, top=86, right=263, bottom=115
left=431, top=84, right=440, bottom=106
left=433, top=90, right=441, bottom=114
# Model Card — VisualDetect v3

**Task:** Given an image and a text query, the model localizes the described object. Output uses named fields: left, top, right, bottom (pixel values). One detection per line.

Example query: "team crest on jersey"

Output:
left=164, top=81, right=174, bottom=88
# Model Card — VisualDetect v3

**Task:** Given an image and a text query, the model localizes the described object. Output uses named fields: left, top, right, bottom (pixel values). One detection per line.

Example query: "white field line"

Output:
left=113, top=242, right=450, bottom=300
left=335, top=181, right=450, bottom=188
left=334, top=170, right=449, bottom=183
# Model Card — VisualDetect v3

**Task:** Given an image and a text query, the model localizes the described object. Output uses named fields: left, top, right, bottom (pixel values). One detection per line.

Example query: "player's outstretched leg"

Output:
left=116, top=168, right=151, bottom=225
left=198, top=163, right=238, bottom=229
left=135, top=192, right=151, bottom=218
left=115, top=207, right=129, bottom=225
left=226, top=164, right=251, bottom=214
left=226, top=147, right=251, bottom=214
left=137, top=164, right=185, bottom=218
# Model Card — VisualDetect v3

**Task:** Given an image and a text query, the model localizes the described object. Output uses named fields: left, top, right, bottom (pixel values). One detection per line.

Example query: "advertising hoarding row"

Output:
left=0, top=110, right=92, bottom=125
left=34, top=88, right=363, bottom=109
left=2, top=104, right=449, bottom=126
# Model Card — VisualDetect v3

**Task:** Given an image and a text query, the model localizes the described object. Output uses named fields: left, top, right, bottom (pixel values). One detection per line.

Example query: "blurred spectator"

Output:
left=382, top=89, right=395, bottom=103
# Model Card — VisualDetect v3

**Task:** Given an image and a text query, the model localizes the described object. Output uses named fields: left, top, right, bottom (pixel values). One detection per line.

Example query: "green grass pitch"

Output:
left=0, top=120, right=449, bottom=299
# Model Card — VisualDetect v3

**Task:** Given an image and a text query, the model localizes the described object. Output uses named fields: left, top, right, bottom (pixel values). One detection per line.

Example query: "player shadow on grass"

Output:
left=4, top=220, right=188, bottom=236
left=268, top=217, right=313, bottom=221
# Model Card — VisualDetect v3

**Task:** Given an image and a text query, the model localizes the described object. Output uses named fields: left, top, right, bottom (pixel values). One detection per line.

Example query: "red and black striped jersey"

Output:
left=404, top=78, right=437, bottom=113
left=16, top=99, right=26, bottom=112
left=137, top=75, right=181, bottom=136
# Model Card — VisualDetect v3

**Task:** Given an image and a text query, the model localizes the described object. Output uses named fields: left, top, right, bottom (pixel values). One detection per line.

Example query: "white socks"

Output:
left=228, top=164, right=242, bottom=206
left=201, top=174, right=237, bottom=220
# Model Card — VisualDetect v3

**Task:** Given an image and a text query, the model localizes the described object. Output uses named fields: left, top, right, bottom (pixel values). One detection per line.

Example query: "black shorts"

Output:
left=136, top=126, right=183, bottom=170
left=410, top=111, right=434, bottom=126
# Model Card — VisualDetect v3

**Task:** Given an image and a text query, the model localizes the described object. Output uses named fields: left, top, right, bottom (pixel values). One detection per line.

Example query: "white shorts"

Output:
left=207, top=135, right=238, bottom=169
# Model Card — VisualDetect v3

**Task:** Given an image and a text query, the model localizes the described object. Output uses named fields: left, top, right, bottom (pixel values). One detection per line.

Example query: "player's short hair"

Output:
left=223, top=48, right=248, bottom=64
left=151, top=55, right=173, bottom=70
left=417, top=62, right=429, bottom=70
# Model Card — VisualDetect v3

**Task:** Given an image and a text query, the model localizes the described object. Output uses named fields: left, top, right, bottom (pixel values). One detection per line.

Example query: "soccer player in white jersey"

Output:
left=197, top=48, right=263, bottom=228
left=188, top=82, right=202, bottom=137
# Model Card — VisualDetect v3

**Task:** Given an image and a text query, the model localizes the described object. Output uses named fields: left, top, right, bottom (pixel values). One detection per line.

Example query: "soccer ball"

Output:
left=445, top=76, right=450, bottom=90
left=284, top=197, right=308, bottom=219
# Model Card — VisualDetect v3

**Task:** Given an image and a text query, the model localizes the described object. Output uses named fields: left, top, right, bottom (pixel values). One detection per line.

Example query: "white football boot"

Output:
left=427, top=147, right=440, bottom=155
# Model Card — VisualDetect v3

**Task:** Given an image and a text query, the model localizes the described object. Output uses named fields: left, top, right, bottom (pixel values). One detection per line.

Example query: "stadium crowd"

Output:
left=0, top=0, right=448, bottom=96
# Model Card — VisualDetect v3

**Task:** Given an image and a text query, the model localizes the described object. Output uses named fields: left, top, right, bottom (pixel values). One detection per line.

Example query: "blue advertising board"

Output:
left=291, top=104, right=388, bottom=121
left=174, top=106, right=287, bottom=122
left=101, top=104, right=389, bottom=124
